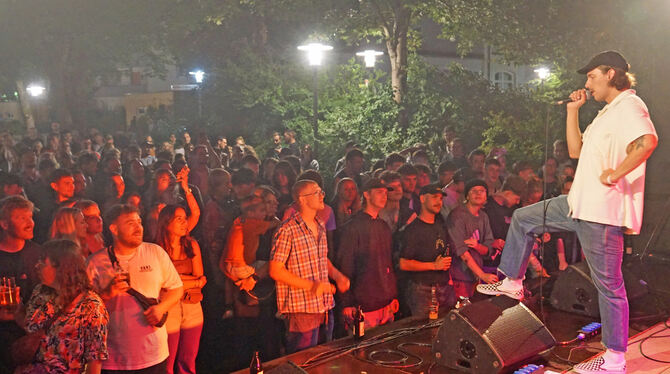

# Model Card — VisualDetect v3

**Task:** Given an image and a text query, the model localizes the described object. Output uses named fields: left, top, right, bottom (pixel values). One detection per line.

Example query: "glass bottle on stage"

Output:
left=429, top=284, right=439, bottom=320
left=250, top=351, right=263, bottom=374
left=353, top=305, right=365, bottom=339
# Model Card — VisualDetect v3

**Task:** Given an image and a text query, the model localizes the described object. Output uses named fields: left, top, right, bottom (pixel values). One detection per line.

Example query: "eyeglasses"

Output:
left=300, top=189, right=325, bottom=198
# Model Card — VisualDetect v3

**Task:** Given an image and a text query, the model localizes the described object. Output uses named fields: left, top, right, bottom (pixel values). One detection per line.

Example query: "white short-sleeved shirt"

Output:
left=86, top=242, right=183, bottom=370
left=567, top=89, right=657, bottom=234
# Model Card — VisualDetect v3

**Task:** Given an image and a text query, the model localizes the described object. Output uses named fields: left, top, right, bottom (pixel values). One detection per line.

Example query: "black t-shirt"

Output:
left=0, top=241, right=43, bottom=303
left=482, top=196, right=515, bottom=240
left=399, top=217, right=452, bottom=286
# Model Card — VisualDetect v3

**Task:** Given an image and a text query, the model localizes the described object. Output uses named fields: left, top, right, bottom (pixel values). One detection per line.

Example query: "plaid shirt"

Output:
left=270, top=211, right=333, bottom=314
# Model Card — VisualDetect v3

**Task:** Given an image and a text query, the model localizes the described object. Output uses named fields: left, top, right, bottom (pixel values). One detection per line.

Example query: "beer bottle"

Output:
left=250, top=351, right=263, bottom=374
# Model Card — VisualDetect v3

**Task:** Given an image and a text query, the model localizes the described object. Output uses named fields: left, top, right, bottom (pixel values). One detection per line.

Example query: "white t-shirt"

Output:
left=86, top=242, right=183, bottom=370
left=567, top=89, right=657, bottom=234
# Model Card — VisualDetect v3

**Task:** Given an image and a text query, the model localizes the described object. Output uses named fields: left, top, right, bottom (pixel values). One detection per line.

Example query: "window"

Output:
left=494, top=71, right=514, bottom=90
left=131, top=71, right=142, bottom=86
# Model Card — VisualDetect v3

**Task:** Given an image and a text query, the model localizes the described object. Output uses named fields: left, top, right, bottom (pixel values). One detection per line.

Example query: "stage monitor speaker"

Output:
left=550, top=260, right=648, bottom=318
left=432, top=297, right=556, bottom=373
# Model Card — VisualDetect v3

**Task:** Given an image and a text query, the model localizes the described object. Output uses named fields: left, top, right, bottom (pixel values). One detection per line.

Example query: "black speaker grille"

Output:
left=458, top=297, right=555, bottom=365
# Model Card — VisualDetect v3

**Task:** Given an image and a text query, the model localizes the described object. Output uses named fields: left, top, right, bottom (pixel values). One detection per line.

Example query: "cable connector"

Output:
left=513, top=364, right=544, bottom=374
left=578, top=322, right=602, bottom=339
left=579, top=322, right=602, bottom=337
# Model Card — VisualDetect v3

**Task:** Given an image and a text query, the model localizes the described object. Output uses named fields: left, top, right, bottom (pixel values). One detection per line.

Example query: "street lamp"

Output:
left=534, top=67, right=551, bottom=80
left=297, top=42, right=332, bottom=153
left=356, top=49, right=384, bottom=68
left=26, top=84, right=45, bottom=97
left=356, top=49, right=384, bottom=87
left=535, top=66, right=552, bottom=246
left=189, top=70, right=205, bottom=118
left=298, top=43, right=333, bottom=66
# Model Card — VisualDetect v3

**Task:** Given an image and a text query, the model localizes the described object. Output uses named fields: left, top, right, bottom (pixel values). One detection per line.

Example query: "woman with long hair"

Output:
left=331, top=177, right=361, bottom=227
left=50, top=207, right=90, bottom=256
left=154, top=205, right=206, bottom=374
left=18, top=239, right=108, bottom=374
left=270, top=161, right=296, bottom=218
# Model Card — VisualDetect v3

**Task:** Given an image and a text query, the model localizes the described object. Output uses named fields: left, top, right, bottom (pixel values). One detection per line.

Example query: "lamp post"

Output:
left=535, top=66, right=552, bottom=256
left=26, top=84, right=46, bottom=97
left=534, top=67, right=551, bottom=81
left=189, top=70, right=205, bottom=118
left=356, top=49, right=383, bottom=68
left=297, top=43, right=332, bottom=153
left=17, top=81, right=46, bottom=130
left=356, top=49, right=383, bottom=87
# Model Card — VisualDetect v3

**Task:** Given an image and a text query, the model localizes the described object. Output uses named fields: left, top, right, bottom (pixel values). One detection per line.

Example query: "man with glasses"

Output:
left=269, top=180, right=350, bottom=353
left=74, top=200, right=105, bottom=254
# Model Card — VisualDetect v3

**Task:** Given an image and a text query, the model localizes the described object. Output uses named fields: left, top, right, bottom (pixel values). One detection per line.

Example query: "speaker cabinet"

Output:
left=432, top=297, right=556, bottom=373
left=550, top=260, right=648, bottom=318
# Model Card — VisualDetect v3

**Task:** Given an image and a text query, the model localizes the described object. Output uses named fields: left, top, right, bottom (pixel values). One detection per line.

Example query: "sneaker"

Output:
left=573, top=356, right=626, bottom=373
left=476, top=280, right=524, bottom=300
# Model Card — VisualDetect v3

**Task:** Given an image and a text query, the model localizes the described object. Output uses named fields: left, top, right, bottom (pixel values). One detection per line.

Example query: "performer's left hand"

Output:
left=600, top=168, right=617, bottom=186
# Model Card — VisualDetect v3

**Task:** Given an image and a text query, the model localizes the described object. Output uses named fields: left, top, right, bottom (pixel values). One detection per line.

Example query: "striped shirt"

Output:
left=270, top=211, right=333, bottom=314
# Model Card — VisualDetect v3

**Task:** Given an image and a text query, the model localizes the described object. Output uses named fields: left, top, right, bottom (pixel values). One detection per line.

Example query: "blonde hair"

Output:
left=50, top=207, right=83, bottom=244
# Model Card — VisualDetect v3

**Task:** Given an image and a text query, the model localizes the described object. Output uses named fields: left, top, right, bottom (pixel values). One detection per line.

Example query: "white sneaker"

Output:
left=573, top=356, right=626, bottom=373
left=476, top=280, right=524, bottom=300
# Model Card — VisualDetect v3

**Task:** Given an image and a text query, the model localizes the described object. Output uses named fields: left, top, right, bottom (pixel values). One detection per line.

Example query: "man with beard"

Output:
left=32, top=168, right=77, bottom=243
left=0, top=196, right=42, bottom=372
left=399, top=184, right=454, bottom=317
left=478, top=51, right=658, bottom=373
left=87, top=204, right=183, bottom=373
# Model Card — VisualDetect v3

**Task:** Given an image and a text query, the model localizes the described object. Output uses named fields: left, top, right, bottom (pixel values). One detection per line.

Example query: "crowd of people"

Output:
left=0, top=122, right=583, bottom=374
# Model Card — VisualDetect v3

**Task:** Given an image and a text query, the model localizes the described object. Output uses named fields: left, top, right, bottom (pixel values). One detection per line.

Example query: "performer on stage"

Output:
left=477, top=51, right=657, bottom=374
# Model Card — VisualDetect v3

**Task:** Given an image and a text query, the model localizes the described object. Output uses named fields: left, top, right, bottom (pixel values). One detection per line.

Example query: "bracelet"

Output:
left=606, top=174, right=613, bottom=184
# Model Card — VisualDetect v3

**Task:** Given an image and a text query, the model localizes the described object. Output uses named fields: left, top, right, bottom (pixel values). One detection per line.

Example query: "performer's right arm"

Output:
left=566, top=89, right=588, bottom=158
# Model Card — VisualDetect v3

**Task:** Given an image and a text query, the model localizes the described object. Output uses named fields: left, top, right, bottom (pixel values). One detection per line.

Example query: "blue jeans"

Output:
left=405, top=280, right=455, bottom=318
left=499, top=195, right=628, bottom=352
left=285, top=310, right=334, bottom=354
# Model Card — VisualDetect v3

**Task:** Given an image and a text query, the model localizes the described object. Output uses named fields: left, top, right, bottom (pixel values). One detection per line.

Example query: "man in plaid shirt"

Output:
left=270, top=179, right=350, bottom=353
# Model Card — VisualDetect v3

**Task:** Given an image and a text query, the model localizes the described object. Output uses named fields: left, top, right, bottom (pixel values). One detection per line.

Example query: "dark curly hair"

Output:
left=42, top=239, right=91, bottom=308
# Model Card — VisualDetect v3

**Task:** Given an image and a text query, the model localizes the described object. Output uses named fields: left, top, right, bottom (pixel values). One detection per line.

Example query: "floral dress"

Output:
left=18, top=285, right=109, bottom=374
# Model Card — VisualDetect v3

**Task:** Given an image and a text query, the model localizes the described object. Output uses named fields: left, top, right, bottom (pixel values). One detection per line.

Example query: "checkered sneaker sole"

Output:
left=475, top=281, right=524, bottom=300
left=573, top=356, right=626, bottom=374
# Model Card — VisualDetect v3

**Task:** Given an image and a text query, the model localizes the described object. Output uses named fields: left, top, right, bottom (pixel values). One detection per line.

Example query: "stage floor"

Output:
left=230, top=289, right=669, bottom=374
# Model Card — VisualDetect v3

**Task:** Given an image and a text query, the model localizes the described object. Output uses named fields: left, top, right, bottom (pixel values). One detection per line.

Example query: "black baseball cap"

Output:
left=363, top=178, right=392, bottom=192
left=464, top=179, right=488, bottom=196
left=419, top=183, right=447, bottom=196
left=577, top=50, right=629, bottom=74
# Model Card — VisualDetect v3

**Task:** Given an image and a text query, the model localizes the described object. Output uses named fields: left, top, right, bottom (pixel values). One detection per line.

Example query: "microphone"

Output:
left=554, top=90, right=592, bottom=105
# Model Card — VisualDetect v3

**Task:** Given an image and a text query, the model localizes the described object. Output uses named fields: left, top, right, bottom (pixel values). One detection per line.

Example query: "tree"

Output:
left=0, top=0, right=214, bottom=130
